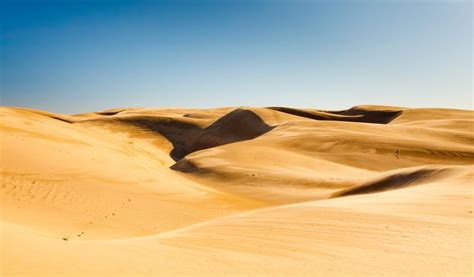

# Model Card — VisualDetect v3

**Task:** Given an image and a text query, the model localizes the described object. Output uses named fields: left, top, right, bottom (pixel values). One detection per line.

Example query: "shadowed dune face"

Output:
left=331, top=166, right=459, bottom=197
left=268, top=106, right=403, bottom=124
left=110, top=116, right=204, bottom=161
left=186, top=109, right=275, bottom=157
left=1, top=105, right=473, bottom=276
left=78, top=108, right=275, bottom=161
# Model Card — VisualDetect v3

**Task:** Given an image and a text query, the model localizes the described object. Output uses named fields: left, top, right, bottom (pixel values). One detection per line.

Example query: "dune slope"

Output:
left=1, top=105, right=473, bottom=276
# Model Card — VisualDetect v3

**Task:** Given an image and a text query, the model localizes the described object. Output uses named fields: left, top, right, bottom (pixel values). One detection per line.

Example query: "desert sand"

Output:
left=0, top=105, right=473, bottom=276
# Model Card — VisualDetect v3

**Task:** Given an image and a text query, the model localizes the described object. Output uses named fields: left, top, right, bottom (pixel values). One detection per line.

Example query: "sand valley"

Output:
left=1, top=105, right=472, bottom=276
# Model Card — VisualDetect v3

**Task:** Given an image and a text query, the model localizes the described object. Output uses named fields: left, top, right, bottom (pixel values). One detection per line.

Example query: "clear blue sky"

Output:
left=1, top=0, right=472, bottom=113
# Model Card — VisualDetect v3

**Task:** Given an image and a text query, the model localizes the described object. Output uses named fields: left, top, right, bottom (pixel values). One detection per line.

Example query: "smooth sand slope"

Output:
left=1, top=105, right=473, bottom=276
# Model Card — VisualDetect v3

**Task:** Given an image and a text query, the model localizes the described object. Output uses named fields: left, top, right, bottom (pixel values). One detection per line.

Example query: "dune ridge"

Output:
left=1, top=105, right=473, bottom=276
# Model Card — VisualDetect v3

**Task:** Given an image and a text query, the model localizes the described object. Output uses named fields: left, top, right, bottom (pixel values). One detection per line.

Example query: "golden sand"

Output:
left=1, top=105, right=472, bottom=276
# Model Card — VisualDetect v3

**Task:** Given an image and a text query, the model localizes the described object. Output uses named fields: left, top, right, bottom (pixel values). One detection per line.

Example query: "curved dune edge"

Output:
left=330, top=165, right=463, bottom=198
left=1, top=105, right=473, bottom=276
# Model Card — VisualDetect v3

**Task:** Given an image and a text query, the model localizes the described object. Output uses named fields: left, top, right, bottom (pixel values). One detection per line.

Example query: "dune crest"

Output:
left=1, top=105, right=473, bottom=276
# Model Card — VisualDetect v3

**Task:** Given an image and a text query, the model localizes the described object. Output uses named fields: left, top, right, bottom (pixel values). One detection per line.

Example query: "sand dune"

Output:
left=1, top=105, right=473, bottom=276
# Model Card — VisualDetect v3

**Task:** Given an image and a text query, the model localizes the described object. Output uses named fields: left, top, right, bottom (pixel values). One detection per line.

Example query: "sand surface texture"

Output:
left=1, top=105, right=473, bottom=276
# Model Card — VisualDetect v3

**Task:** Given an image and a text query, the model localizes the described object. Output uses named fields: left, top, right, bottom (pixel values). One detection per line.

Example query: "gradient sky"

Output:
left=1, top=0, right=472, bottom=113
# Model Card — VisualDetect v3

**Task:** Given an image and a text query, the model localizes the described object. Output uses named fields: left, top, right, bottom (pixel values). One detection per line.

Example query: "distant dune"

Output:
left=1, top=105, right=473, bottom=276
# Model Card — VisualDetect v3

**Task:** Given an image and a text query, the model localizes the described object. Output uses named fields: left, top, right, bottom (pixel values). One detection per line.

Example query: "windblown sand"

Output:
left=1, top=105, right=472, bottom=276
